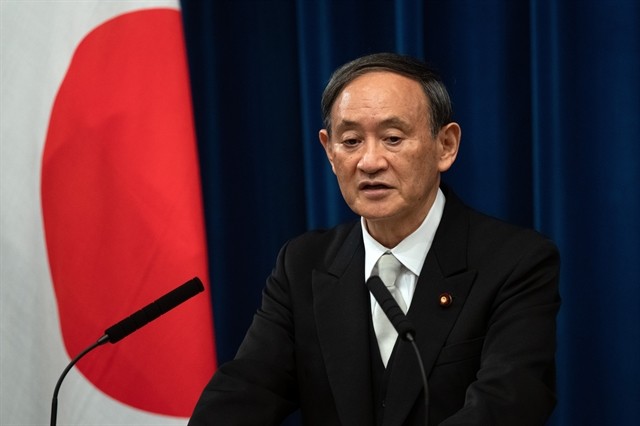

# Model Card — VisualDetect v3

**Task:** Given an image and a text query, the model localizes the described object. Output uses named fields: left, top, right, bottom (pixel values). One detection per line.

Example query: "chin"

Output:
left=359, top=209, right=397, bottom=222
left=350, top=199, right=400, bottom=221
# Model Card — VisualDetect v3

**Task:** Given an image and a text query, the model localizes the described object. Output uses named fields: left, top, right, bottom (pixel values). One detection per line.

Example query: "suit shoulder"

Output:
left=443, top=187, right=557, bottom=251
left=274, top=221, right=363, bottom=277
left=286, top=221, right=360, bottom=257
left=465, top=208, right=560, bottom=267
left=470, top=208, right=555, bottom=244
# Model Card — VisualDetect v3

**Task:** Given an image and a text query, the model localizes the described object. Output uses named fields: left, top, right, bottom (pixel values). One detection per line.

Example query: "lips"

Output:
left=358, top=181, right=392, bottom=191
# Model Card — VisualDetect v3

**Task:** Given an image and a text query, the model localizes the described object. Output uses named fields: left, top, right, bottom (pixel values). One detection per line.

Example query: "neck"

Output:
left=365, top=192, right=437, bottom=248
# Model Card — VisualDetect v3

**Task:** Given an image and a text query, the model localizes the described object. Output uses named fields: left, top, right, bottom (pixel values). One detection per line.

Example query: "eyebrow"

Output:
left=333, top=116, right=413, bottom=134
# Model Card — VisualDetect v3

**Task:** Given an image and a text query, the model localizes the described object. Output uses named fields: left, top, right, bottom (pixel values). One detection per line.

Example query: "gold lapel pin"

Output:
left=439, top=293, right=453, bottom=307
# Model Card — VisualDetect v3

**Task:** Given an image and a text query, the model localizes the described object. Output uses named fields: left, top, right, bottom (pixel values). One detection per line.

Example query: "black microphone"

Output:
left=103, top=276, right=204, bottom=343
left=366, top=275, right=415, bottom=340
left=50, top=277, right=205, bottom=426
left=366, top=275, right=429, bottom=426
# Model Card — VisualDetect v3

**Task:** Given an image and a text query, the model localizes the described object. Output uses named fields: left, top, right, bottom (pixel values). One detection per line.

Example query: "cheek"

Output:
left=331, top=154, right=357, bottom=177
left=404, top=156, right=438, bottom=189
left=332, top=159, right=360, bottom=199
left=334, top=167, right=356, bottom=190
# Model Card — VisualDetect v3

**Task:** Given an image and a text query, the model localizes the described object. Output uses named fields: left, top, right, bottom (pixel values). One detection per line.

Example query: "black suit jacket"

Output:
left=189, top=187, right=560, bottom=425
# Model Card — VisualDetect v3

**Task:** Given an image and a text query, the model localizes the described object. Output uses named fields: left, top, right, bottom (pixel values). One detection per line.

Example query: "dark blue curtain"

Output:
left=180, top=1, right=640, bottom=425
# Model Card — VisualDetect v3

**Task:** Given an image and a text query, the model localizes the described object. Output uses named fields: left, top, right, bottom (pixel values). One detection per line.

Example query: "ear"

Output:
left=319, top=129, right=337, bottom=174
left=437, top=122, right=461, bottom=172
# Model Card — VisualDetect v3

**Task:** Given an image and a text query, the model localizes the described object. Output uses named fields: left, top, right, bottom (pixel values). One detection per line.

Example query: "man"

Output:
left=189, top=53, right=560, bottom=425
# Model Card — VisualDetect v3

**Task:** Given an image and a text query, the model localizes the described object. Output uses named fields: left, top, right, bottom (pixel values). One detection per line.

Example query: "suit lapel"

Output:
left=313, top=224, right=375, bottom=426
left=383, top=188, right=478, bottom=426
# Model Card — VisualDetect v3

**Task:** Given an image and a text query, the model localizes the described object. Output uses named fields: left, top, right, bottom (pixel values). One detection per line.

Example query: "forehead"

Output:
left=331, top=71, right=429, bottom=125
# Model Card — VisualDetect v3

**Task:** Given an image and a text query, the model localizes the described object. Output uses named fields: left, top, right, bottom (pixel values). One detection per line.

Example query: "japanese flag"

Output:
left=1, top=1, right=216, bottom=424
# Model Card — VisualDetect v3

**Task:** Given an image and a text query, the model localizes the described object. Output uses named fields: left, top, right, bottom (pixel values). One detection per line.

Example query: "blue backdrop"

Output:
left=180, top=1, right=640, bottom=424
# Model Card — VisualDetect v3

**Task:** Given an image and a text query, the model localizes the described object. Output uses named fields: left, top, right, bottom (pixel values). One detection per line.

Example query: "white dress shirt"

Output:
left=362, top=188, right=445, bottom=311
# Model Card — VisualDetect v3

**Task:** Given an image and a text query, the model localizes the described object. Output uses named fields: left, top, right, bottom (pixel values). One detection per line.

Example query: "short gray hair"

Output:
left=321, top=52, right=453, bottom=137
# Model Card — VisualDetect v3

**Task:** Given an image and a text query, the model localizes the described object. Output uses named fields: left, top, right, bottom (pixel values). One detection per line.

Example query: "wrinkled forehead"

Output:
left=330, top=72, right=431, bottom=127
left=339, top=70, right=428, bottom=99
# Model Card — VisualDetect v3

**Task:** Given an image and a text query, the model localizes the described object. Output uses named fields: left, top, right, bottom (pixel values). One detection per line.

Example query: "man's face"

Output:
left=319, top=71, right=459, bottom=244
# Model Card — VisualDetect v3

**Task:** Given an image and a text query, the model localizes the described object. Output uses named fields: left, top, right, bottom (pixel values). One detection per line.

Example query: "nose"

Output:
left=357, top=140, right=388, bottom=174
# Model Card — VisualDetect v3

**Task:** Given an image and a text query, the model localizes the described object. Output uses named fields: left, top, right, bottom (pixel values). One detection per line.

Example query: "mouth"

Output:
left=358, top=181, right=392, bottom=194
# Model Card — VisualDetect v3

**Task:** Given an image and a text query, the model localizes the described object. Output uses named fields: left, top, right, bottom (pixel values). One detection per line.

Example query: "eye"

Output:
left=384, top=136, right=403, bottom=145
left=341, top=138, right=361, bottom=148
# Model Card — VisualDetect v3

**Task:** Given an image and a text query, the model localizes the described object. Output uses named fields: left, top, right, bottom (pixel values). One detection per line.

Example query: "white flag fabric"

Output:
left=1, top=1, right=216, bottom=425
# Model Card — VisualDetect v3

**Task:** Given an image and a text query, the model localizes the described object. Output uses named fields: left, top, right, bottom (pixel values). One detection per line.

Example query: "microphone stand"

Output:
left=366, top=275, right=430, bottom=426
left=407, top=334, right=430, bottom=426
left=48, top=277, right=203, bottom=426
left=50, top=335, right=109, bottom=426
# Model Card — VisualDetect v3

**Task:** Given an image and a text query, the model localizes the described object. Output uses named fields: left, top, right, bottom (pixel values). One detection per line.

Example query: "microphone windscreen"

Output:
left=366, top=275, right=415, bottom=340
left=104, top=277, right=204, bottom=343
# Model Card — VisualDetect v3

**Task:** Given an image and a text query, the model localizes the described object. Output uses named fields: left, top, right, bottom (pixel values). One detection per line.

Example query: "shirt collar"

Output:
left=362, top=188, right=445, bottom=279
